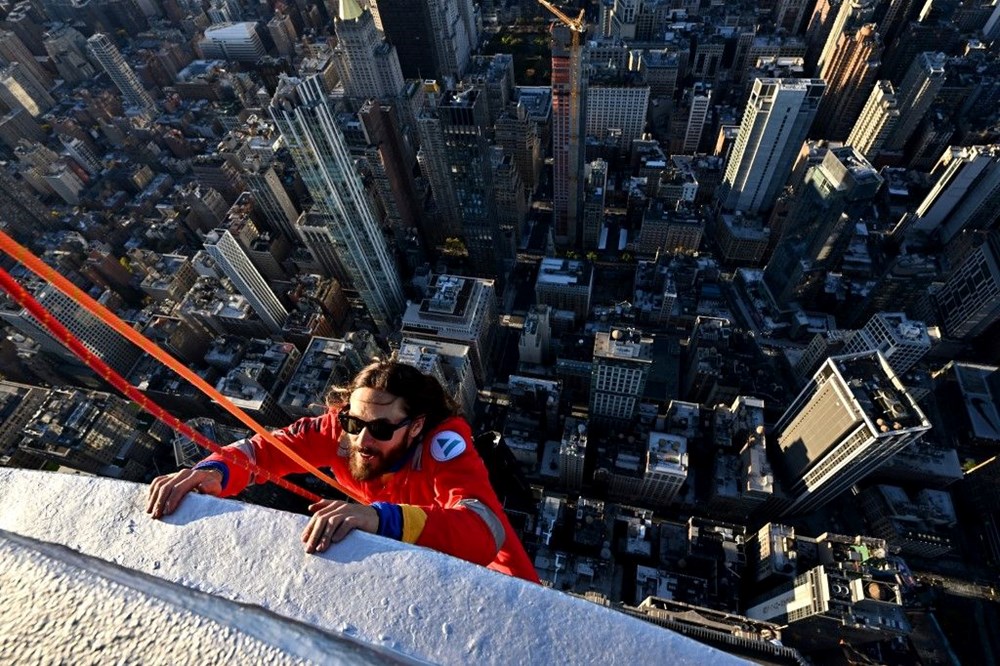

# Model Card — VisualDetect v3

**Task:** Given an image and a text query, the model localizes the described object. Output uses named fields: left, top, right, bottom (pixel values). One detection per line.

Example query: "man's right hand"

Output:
left=146, top=468, right=223, bottom=519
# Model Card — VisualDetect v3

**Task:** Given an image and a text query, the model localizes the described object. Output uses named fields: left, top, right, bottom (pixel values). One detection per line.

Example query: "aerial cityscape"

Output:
left=0, top=0, right=999, bottom=661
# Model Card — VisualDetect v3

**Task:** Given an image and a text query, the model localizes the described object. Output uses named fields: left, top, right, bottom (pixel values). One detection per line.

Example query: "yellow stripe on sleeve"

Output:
left=399, top=504, right=428, bottom=543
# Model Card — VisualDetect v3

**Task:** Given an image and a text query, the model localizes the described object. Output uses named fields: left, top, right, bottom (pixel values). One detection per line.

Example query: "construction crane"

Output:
left=538, top=0, right=586, bottom=244
left=537, top=0, right=586, bottom=41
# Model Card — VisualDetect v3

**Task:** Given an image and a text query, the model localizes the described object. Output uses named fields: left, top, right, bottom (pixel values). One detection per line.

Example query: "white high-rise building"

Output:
left=86, top=33, right=156, bottom=114
left=843, top=312, right=931, bottom=377
left=846, top=81, right=899, bottom=162
left=718, top=78, right=825, bottom=214
left=198, top=22, right=267, bottom=63
left=775, top=351, right=931, bottom=516
left=585, top=84, right=650, bottom=146
left=203, top=228, right=288, bottom=334
left=270, top=75, right=404, bottom=334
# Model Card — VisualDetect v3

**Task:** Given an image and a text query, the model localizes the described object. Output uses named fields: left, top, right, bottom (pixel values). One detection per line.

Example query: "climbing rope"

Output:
left=0, top=229, right=359, bottom=503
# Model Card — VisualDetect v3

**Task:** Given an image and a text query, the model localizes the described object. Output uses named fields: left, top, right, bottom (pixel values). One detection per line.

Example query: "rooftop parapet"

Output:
left=0, top=469, right=740, bottom=664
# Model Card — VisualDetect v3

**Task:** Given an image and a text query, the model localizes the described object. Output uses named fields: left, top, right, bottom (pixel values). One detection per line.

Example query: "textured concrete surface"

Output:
left=0, top=531, right=389, bottom=665
left=0, top=469, right=746, bottom=664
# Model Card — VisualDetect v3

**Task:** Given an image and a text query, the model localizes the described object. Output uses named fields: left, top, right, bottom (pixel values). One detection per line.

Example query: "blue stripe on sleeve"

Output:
left=371, top=501, right=403, bottom=540
left=193, top=461, right=230, bottom=491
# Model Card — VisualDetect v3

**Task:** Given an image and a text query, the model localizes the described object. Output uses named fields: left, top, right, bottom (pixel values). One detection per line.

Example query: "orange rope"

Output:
left=0, top=228, right=358, bottom=502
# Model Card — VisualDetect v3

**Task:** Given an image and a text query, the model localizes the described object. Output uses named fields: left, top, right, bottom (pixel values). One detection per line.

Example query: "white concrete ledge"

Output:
left=0, top=469, right=744, bottom=664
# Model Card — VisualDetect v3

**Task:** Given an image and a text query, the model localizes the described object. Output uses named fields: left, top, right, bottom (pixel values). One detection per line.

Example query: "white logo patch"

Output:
left=430, top=431, right=467, bottom=462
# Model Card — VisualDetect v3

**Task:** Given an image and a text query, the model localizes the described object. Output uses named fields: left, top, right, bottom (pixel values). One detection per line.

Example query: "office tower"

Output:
left=491, top=148, right=527, bottom=254
left=879, top=4, right=960, bottom=84
left=900, top=145, right=1000, bottom=244
left=815, top=0, right=877, bottom=76
left=400, top=274, right=497, bottom=386
left=373, top=0, right=437, bottom=80
left=813, top=23, right=882, bottom=140
left=586, top=81, right=649, bottom=146
left=534, top=257, right=594, bottom=322
left=764, top=146, right=882, bottom=308
left=843, top=313, right=931, bottom=377
left=551, top=20, right=589, bottom=246
left=267, top=13, right=297, bottom=58
left=333, top=0, right=405, bottom=103
left=0, top=29, right=52, bottom=91
left=0, top=276, right=142, bottom=378
left=376, top=0, right=472, bottom=83
left=583, top=159, right=607, bottom=249
left=774, top=351, right=931, bottom=516
left=45, top=25, right=97, bottom=86
left=203, top=228, right=288, bottom=334
left=464, top=54, right=516, bottom=128
left=559, top=417, right=587, bottom=489
left=518, top=304, right=552, bottom=368
left=87, top=33, right=156, bottom=114
left=417, top=88, right=507, bottom=281
left=641, top=431, right=689, bottom=506
left=0, top=62, right=54, bottom=117
left=495, top=98, right=542, bottom=195
left=357, top=100, right=426, bottom=246
left=590, top=327, right=654, bottom=424
left=882, top=52, right=946, bottom=153
left=269, top=75, right=404, bottom=335
left=241, top=154, right=300, bottom=243
left=933, top=231, right=1000, bottom=340
left=846, top=81, right=899, bottom=162
left=682, top=84, right=711, bottom=153
left=198, top=23, right=267, bottom=63
left=718, top=78, right=826, bottom=215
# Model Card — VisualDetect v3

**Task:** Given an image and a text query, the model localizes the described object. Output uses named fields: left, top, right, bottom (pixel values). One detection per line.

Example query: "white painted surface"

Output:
left=0, top=469, right=745, bottom=664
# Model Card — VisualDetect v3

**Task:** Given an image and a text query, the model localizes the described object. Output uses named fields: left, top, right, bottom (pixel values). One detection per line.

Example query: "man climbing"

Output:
left=147, top=360, right=539, bottom=583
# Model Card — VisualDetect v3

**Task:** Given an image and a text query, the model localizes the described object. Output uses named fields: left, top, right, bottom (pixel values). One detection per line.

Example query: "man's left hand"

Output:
left=302, top=500, right=379, bottom=554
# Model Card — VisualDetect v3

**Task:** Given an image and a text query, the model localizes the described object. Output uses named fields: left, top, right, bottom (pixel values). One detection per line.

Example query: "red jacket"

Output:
left=198, top=413, right=539, bottom=583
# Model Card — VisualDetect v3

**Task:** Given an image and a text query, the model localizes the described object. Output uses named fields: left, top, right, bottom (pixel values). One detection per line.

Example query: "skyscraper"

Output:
left=376, top=0, right=473, bottom=83
left=590, top=327, right=654, bottom=424
left=86, top=33, right=156, bottom=114
left=682, top=84, right=711, bottom=153
left=815, top=0, right=877, bottom=76
left=812, top=22, right=882, bottom=140
left=764, top=146, right=882, bottom=308
left=882, top=51, right=946, bottom=153
left=269, top=75, right=404, bottom=335
left=845, top=80, right=899, bottom=162
left=204, top=228, right=289, bottom=334
left=843, top=312, right=931, bottom=377
left=933, top=231, right=1000, bottom=340
left=899, top=144, right=1000, bottom=244
left=0, top=62, right=55, bottom=117
left=333, top=0, right=405, bottom=104
left=774, top=351, right=931, bottom=516
left=240, top=154, right=300, bottom=244
left=718, top=78, right=826, bottom=215
left=417, top=88, right=507, bottom=281
left=550, top=20, right=588, bottom=246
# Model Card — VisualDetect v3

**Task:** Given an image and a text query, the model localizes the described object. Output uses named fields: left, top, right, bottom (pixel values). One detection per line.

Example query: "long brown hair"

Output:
left=327, top=359, right=461, bottom=431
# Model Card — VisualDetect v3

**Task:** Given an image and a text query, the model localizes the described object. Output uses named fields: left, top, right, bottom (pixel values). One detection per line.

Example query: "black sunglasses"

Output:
left=338, top=408, right=413, bottom=441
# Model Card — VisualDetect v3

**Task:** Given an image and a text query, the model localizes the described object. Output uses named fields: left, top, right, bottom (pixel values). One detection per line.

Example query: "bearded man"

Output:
left=147, top=360, right=538, bottom=583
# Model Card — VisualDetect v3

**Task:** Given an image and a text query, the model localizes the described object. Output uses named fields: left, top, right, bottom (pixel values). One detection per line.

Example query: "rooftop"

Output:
left=0, top=469, right=738, bottom=664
